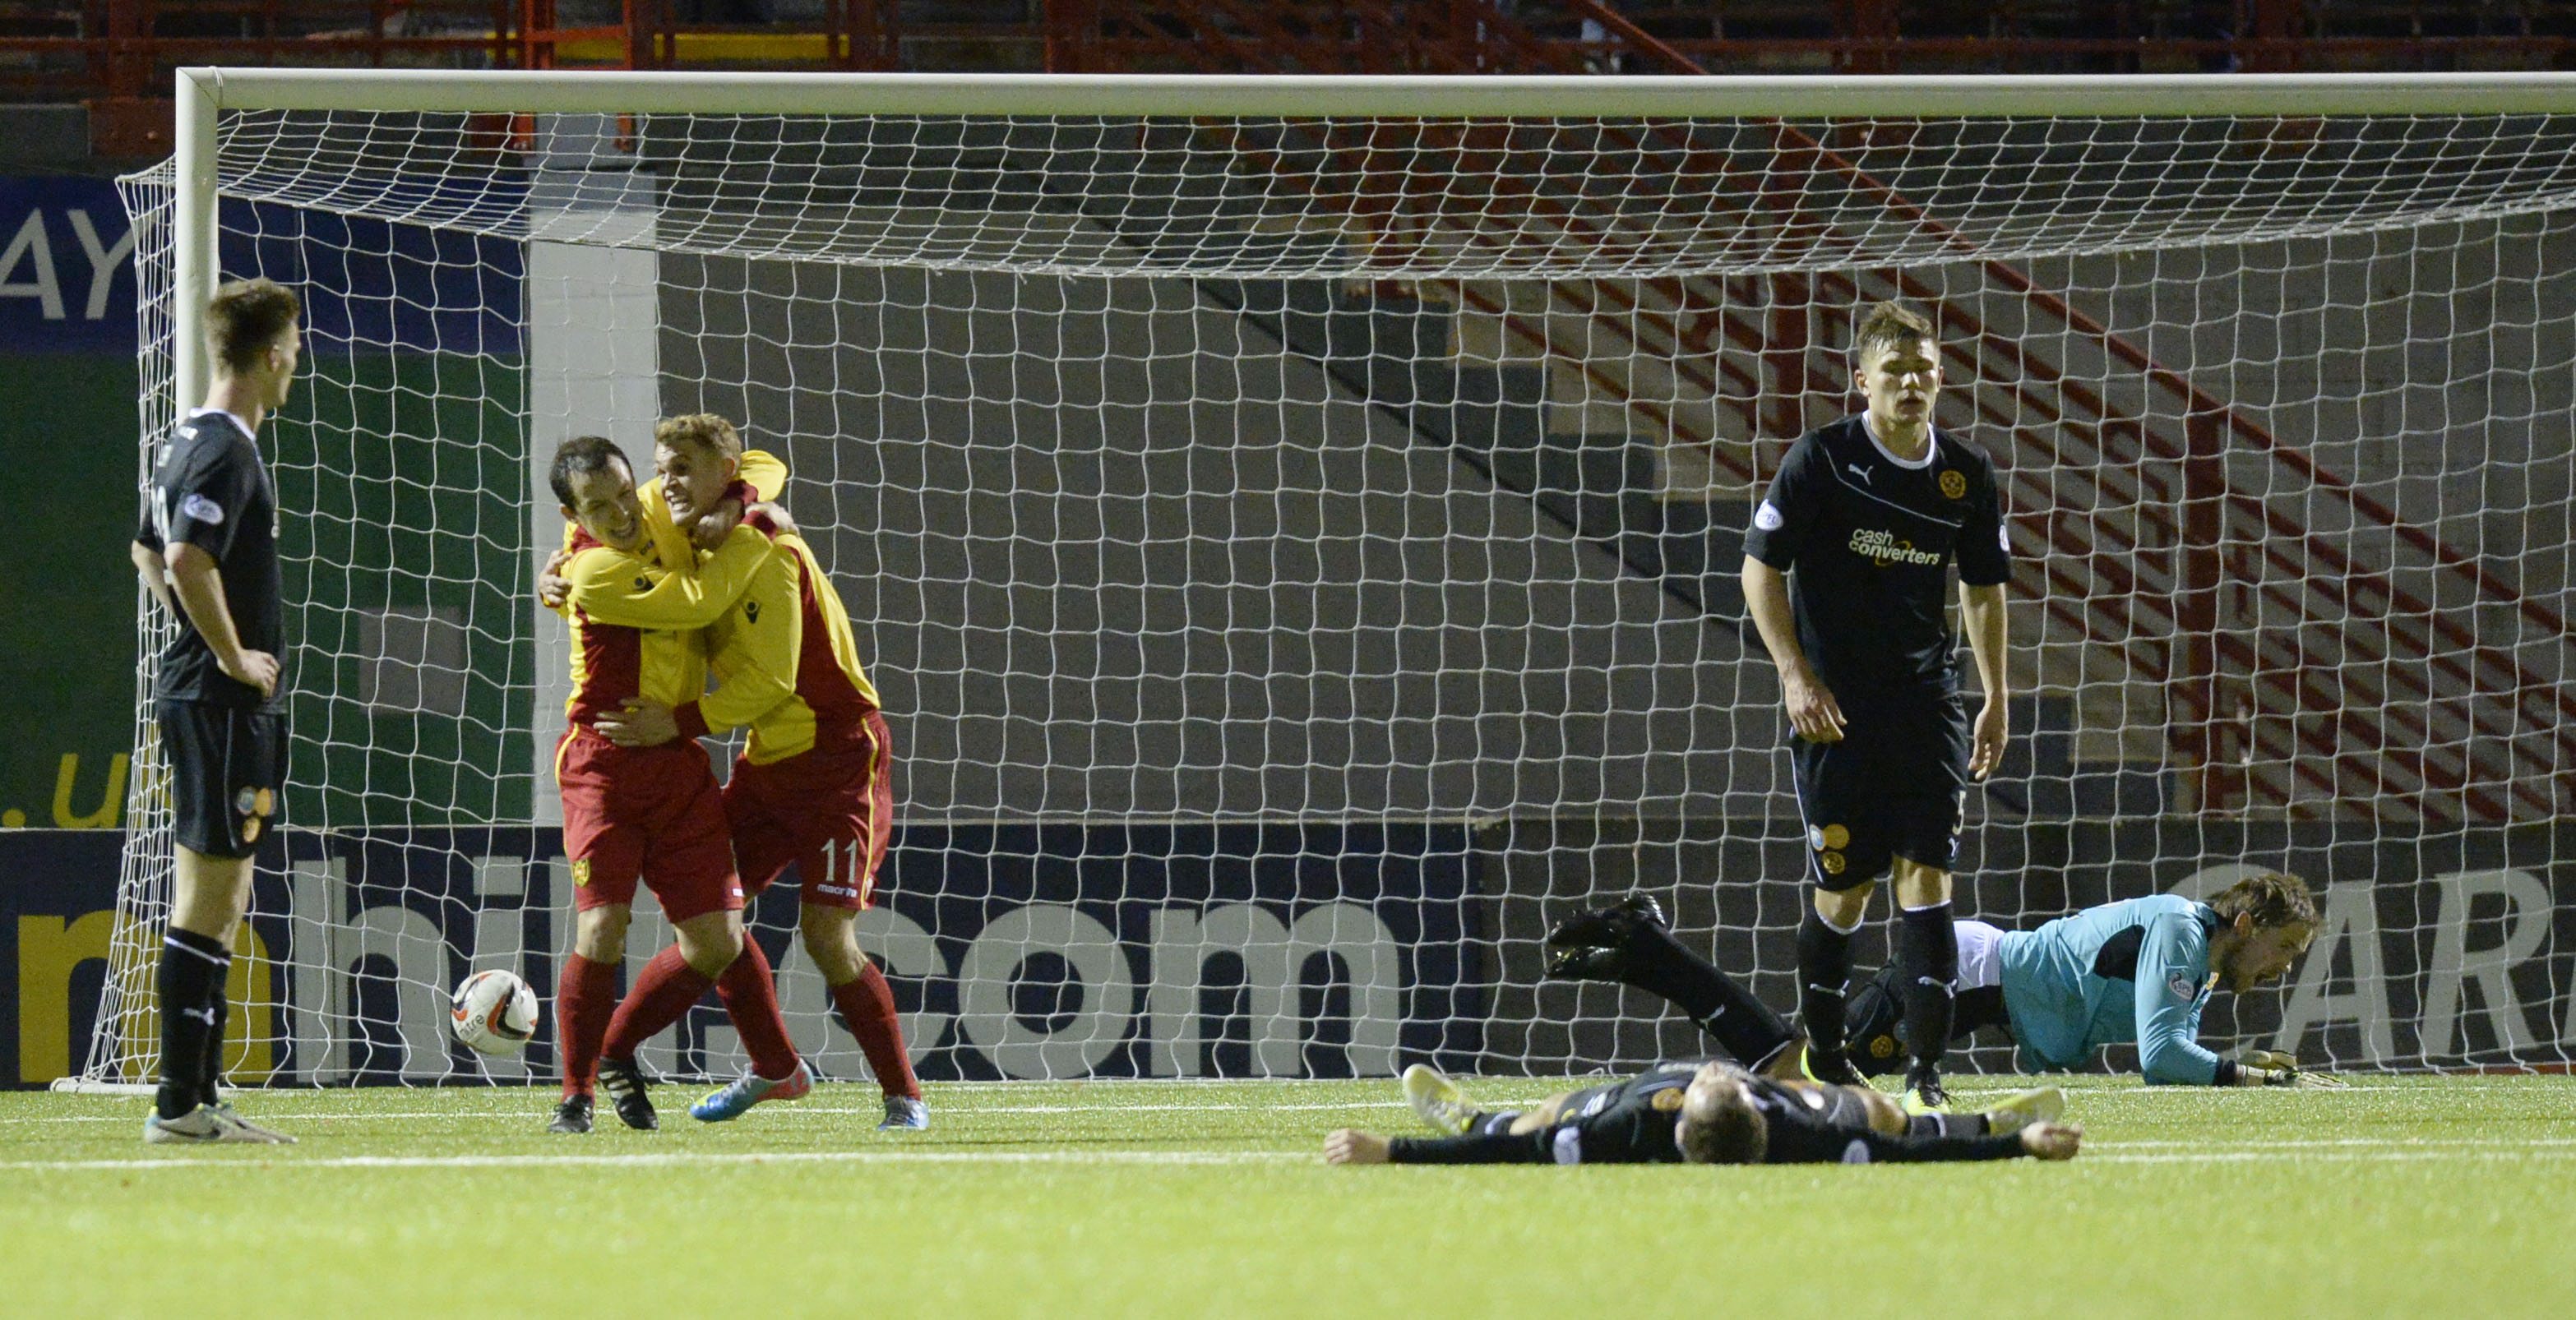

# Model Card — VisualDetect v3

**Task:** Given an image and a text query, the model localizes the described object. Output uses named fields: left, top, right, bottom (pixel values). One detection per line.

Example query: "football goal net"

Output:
left=75, top=69, right=2576, bottom=1091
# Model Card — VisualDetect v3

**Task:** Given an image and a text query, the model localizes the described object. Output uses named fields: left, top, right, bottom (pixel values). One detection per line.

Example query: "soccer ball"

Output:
left=451, top=969, right=540, bottom=1056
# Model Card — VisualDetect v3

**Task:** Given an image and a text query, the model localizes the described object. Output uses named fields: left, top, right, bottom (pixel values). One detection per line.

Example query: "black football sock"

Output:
left=1905, top=1113, right=1989, bottom=1139
left=199, top=983, right=231, bottom=1109
left=1617, top=925, right=1796, bottom=1067
left=1795, top=907, right=1858, bottom=1059
left=1838, top=967, right=1909, bottom=1077
left=1897, top=900, right=1959, bottom=1077
left=1474, top=1111, right=1523, bottom=1137
left=155, top=928, right=229, bottom=1121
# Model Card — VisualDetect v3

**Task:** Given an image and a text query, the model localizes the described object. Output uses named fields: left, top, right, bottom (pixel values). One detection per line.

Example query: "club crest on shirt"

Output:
left=1651, top=1087, right=1685, bottom=1112
left=2168, top=972, right=2198, bottom=1002
left=1869, top=1035, right=1898, bottom=1059
left=1939, top=469, right=1968, bottom=499
left=1819, top=851, right=1846, bottom=875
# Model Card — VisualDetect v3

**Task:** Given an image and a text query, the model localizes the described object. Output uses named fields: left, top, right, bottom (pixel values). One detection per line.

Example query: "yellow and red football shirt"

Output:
left=554, top=523, right=775, bottom=728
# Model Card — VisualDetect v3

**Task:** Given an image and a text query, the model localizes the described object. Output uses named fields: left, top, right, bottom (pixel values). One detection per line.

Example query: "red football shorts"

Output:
left=557, top=727, right=745, bottom=924
left=724, top=710, right=895, bottom=911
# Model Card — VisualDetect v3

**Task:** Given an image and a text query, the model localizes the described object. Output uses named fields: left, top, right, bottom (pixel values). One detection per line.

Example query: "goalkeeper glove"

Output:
left=2239, top=1050, right=2350, bottom=1089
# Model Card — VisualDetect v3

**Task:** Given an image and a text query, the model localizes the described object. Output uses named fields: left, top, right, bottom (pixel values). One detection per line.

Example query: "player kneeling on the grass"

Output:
left=543, top=436, right=808, bottom=1134
left=1547, top=873, right=2338, bottom=1089
left=130, top=278, right=303, bottom=1145
left=1324, top=1061, right=2079, bottom=1166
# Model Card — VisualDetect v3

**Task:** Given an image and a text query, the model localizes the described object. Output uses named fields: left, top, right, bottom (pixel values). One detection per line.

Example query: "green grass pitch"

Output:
left=5, top=1073, right=2572, bottom=1316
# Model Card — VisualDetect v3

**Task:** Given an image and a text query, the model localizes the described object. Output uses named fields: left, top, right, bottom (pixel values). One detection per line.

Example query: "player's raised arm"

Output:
left=561, top=522, right=776, bottom=631
left=672, top=516, right=804, bottom=742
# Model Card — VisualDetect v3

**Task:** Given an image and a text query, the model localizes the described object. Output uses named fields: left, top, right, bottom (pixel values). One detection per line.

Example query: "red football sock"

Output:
left=602, top=944, right=714, bottom=1062
left=831, top=960, right=922, bottom=1101
left=715, top=938, right=801, bottom=1081
left=554, top=953, right=618, bottom=1100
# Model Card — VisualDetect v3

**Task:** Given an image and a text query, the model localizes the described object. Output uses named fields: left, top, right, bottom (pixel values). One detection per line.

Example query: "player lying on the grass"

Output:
left=1547, top=871, right=2338, bottom=1088
left=540, top=435, right=809, bottom=1134
left=544, top=416, right=927, bottom=1130
left=1323, top=1061, right=2079, bottom=1165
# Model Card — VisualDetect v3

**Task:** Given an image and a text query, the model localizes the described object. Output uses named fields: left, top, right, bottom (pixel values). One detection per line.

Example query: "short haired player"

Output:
left=541, top=435, right=807, bottom=1134
left=1546, top=872, right=2337, bottom=1088
left=562, top=415, right=926, bottom=1129
left=1740, top=301, right=2012, bottom=1110
left=129, top=278, right=303, bottom=1144
left=1325, top=1060, right=2080, bottom=1167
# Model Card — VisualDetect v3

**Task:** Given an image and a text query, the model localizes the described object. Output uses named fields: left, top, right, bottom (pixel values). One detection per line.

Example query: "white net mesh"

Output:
left=88, top=99, right=2576, bottom=1088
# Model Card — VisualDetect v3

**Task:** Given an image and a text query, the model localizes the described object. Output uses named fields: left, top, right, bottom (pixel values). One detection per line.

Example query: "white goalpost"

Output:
left=73, top=68, right=2576, bottom=1092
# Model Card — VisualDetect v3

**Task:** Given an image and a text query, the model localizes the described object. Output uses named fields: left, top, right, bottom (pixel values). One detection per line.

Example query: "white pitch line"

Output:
left=2093, top=1148, right=2576, bottom=1165
left=10, top=1143, right=2576, bottom=1173
left=2102, top=1132, right=2576, bottom=1142
left=0, top=1100, right=1422, bottom=1125
left=0, top=1148, right=1311, bottom=1173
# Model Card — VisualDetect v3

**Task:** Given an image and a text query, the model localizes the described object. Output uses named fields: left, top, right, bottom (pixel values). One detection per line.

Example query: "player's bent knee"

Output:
left=798, top=903, right=866, bottom=984
left=1891, top=863, right=1954, bottom=908
left=673, top=910, right=745, bottom=976
left=1812, top=883, right=1872, bottom=928
left=572, top=903, right=631, bottom=962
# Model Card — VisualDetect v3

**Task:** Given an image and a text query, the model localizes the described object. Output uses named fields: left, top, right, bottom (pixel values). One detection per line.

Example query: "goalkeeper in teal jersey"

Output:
left=1548, top=871, right=2333, bottom=1087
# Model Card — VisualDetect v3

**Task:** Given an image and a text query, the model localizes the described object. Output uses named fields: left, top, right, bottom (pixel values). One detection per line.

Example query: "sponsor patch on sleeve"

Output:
left=181, top=493, right=224, bottom=525
left=2168, top=972, right=2199, bottom=1002
left=1754, top=501, right=1785, bottom=532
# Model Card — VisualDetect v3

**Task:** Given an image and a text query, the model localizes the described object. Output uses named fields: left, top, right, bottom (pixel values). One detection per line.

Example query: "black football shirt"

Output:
left=134, top=409, right=283, bottom=708
left=1741, top=415, right=2009, bottom=704
left=1381, top=1064, right=2024, bottom=1164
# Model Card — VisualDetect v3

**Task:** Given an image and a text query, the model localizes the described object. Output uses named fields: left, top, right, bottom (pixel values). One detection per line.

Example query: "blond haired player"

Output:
left=559, top=416, right=924, bottom=1129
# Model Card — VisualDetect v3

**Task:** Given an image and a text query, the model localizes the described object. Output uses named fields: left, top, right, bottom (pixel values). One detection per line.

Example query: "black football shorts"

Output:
left=1787, top=693, right=1968, bottom=891
left=155, top=699, right=285, bottom=859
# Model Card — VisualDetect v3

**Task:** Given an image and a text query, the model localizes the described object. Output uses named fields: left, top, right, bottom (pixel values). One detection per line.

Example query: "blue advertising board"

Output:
left=2, top=823, right=1484, bottom=1087
left=0, top=176, right=524, bottom=358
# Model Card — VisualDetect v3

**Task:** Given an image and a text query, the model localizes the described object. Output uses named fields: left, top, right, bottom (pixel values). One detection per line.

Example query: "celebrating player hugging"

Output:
left=567, top=415, right=924, bottom=1131
left=1741, top=301, right=2013, bottom=1111
left=539, top=433, right=806, bottom=1135
left=536, top=415, right=922, bottom=1133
